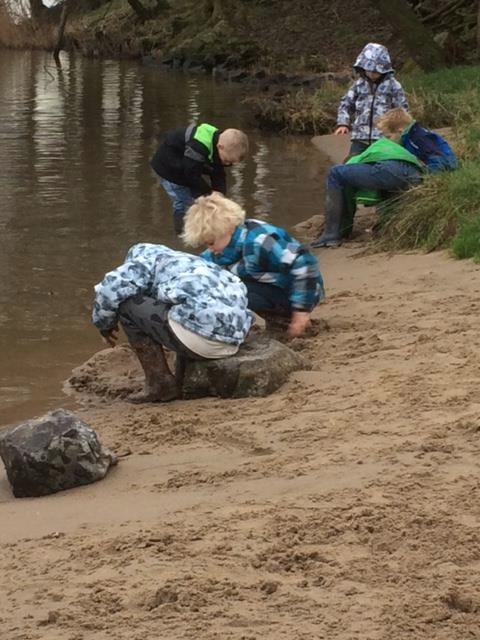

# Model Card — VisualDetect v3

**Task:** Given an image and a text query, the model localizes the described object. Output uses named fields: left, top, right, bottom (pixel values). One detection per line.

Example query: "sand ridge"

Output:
left=1, top=247, right=480, bottom=639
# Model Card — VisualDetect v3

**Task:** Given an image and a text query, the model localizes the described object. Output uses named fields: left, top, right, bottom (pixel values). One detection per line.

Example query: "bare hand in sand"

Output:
left=101, top=327, right=119, bottom=347
left=334, top=126, right=349, bottom=135
left=287, top=311, right=311, bottom=337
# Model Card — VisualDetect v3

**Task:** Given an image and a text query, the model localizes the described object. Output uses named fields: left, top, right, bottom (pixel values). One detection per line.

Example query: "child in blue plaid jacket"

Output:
left=182, top=192, right=325, bottom=338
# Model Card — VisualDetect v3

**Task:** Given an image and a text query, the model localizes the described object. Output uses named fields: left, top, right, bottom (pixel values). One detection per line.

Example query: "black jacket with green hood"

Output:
left=150, top=123, right=226, bottom=197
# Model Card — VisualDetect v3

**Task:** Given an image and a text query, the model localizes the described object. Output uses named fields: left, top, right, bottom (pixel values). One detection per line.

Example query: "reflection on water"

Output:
left=0, top=50, right=328, bottom=426
left=252, top=142, right=274, bottom=217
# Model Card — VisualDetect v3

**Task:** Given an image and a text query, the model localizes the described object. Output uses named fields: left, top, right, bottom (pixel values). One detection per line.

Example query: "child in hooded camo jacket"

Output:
left=335, top=43, right=409, bottom=157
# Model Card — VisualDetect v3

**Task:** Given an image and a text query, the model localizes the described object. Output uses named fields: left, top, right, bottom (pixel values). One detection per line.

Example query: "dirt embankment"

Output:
left=2, top=245, right=480, bottom=639
left=68, top=0, right=406, bottom=72
left=62, top=0, right=410, bottom=133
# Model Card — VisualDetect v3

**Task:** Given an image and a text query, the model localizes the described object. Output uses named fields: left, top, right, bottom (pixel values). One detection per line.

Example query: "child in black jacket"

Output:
left=150, top=123, right=248, bottom=234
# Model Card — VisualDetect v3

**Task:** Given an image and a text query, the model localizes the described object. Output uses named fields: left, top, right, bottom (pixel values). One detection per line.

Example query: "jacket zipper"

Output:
left=368, top=84, right=378, bottom=144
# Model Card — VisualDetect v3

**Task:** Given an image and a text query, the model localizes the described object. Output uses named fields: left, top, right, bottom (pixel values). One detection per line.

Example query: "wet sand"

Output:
left=2, top=246, right=480, bottom=639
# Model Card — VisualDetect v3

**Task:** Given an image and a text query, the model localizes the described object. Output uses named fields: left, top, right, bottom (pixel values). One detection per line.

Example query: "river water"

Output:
left=0, top=50, right=327, bottom=426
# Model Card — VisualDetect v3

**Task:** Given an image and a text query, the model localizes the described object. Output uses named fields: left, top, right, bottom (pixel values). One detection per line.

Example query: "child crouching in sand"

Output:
left=311, top=108, right=457, bottom=248
left=182, top=193, right=325, bottom=338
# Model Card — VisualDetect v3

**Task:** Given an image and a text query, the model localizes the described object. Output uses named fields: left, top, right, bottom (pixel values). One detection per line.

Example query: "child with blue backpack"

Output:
left=383, top=108, right=458, bottom=172
left=311, top=108, right=458, bottom=248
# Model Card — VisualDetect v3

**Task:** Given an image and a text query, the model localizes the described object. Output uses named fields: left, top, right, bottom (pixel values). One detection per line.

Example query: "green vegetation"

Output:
left=249, top=64, right=480, bottom=260
left=401, top=66, right=480, bottom=128
left=250, top=65, right=480, bottom=135
left=372, top=66, right=480, bottom=259
left=245, top=84, right=345, bottom=136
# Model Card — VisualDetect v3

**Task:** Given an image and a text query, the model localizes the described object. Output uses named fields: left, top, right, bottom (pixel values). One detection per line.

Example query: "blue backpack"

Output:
left=401, top=123, right=458, bottom=173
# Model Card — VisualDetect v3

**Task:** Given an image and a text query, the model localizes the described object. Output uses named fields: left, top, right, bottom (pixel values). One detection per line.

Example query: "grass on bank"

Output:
left=374, top=159, right=480, bottom=257
left=252, top=65, right=480, bottom=135
left=372, top=65, right=480, bottom=258
left=252, top=63, right=480, bottom=259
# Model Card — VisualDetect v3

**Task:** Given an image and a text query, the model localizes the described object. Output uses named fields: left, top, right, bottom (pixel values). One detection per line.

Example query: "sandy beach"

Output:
left=2, top=245, right=480, bottom=640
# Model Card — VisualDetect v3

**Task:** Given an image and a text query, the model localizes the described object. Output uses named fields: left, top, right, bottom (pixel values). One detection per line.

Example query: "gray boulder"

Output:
left=182, top=334, right=307, bottom=399
left=66, top=335, right=308, bottom=401
left=0, top=409, right=117, bottom=498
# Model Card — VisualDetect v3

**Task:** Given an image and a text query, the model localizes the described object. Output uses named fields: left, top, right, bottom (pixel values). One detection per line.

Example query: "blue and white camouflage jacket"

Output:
left=201, top=220, right=325, bottom=312
left=337, top=43, right=409, bottom=142
left=92, top=243, right=252, bottom=345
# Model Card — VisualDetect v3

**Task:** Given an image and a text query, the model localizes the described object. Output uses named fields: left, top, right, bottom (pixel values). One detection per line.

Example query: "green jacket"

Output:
left=347, top=138, right=423, bottom=206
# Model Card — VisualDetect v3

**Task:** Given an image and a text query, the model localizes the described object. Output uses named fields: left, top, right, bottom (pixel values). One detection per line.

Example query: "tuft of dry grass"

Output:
left=245, top=83, right=343, bottom=135
left=0, top=10, right=56, bottom=50
left=374, top=158, right=480, bottom=256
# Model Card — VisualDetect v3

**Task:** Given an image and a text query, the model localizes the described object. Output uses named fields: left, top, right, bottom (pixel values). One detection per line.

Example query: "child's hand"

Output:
left=287, top=311, right=311, bottom=338
left=100, top=327, right=119, bottom=347
left=334, top=126, right=349, bottom=135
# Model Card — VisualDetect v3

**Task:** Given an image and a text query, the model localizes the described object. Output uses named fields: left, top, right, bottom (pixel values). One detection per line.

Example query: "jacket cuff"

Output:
left=291, top=305, right=313, bottom=313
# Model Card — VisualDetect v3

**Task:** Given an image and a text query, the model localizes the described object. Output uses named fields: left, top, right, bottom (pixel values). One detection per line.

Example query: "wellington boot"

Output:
left=310, top=190, right=345, bottom=248
left=128, top=337, right=180, bottom=403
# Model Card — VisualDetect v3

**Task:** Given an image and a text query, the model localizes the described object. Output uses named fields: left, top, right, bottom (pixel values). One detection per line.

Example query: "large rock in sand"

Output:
left=0, top=409, right=117, bottom=498
left=66, top=335, right=307, bottom=401
left=182, top=334, right=307, bottom=398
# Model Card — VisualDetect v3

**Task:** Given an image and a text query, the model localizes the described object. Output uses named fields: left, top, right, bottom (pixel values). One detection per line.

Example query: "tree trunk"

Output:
left=212, top=0, right=224, bottom=20
left=126, top=0, right=150, bottom=20
left=204, top=0, right=226, bottom=21
left=370, top=0, right=445, bottom=70
left=30, top=0, right=47, bottom=22
left=53, top=0, right=71, bottom=63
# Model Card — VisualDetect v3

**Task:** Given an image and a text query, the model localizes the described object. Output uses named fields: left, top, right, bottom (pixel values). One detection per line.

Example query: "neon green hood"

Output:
left=193, top=123, right=219, bottom=161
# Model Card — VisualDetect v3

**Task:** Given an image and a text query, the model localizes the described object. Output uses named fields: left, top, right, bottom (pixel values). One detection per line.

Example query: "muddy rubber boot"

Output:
left=310, top=190, right=344, bottom=248
left=128, top=337, right=179, bottom=403
left=339, top=188, right=357, bottom=239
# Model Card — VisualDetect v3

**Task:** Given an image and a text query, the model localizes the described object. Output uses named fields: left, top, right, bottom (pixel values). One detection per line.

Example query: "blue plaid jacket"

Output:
left=201, top=220, right=325, bottom=312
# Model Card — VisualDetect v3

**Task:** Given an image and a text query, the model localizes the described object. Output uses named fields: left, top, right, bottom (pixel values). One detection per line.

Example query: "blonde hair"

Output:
left=376, top=108, right=413, bottom=136
left=218, top=129, right=249, bottom=162
left=182, top=192, right=246, bottom=247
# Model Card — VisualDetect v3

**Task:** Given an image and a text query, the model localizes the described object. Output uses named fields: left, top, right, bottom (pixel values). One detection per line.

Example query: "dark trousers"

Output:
left=118, top=296, right=203, bottom=360
left=244, top=281, right=291, bottom=316
left=348, top=139, right=370, bottom=158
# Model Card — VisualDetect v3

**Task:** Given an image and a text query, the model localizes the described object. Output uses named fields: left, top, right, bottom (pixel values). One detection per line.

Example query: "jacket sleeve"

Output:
left=390, top=79, right=409, bottom=110
left=336, top=82, right=358, bottom=128
left=288, top=251, right=325, bottom=311
left=92, top=260, right=152, bottom=332
left=210, top=163, right=227, bottom=194
left=234, top=233, right=325, bottom=311
left=183, top=140, right=213, bottom=197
